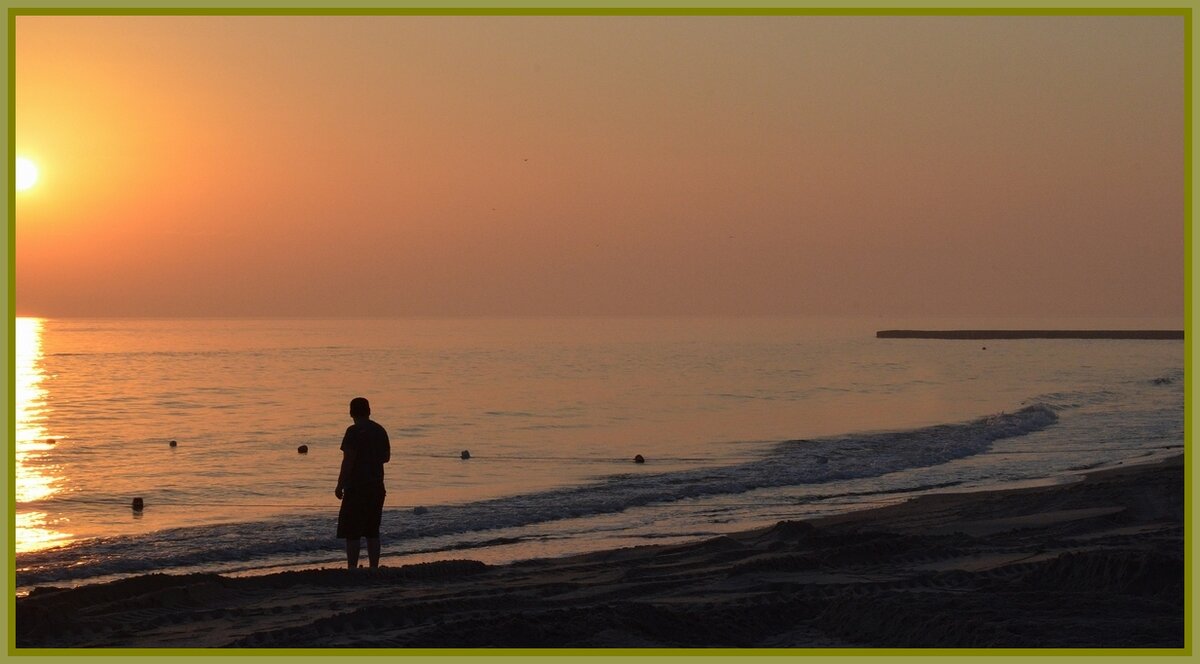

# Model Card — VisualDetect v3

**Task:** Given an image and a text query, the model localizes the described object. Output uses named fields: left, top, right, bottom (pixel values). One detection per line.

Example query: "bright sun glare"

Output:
left=16, top=157, right=39, bottom=192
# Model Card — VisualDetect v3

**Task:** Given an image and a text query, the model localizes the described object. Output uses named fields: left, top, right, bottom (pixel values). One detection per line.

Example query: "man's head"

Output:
left=349, top=397, right=371, bottom=419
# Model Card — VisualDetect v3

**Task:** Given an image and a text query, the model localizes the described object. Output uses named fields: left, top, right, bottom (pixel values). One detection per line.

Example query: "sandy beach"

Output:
left=15, top=455, right=1183, bottom=649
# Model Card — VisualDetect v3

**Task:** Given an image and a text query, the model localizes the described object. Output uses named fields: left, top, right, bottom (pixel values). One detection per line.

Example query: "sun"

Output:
left=16, top=157, right=39, bottom=192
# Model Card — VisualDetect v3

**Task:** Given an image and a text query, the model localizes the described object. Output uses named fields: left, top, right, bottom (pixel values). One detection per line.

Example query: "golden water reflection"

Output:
left=16, top=511, right=70, bottom=552
left=16, top=317, right=69, bottom=552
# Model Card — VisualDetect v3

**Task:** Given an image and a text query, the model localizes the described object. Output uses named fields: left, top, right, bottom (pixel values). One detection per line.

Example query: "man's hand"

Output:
left=335, top=486, right=344, bottom=500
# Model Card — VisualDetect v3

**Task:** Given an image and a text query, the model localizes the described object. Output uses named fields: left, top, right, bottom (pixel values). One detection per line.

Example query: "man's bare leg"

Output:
left=366, top=537, right=381, bottom=568
left=346, top=538, right=361, bottom=569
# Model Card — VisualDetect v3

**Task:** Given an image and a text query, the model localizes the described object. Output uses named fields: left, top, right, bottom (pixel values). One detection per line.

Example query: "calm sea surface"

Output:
left=14, top=317, right=1184, bottom=593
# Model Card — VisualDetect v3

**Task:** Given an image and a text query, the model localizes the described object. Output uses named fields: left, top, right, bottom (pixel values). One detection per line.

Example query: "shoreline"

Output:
left=15, top=454, right=1184, bottom=649
left=13, top=452, right=1134, bottom=597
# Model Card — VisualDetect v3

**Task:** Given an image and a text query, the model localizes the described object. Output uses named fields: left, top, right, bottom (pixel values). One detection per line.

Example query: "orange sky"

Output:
left=14, top=15, right=1185, bottom=319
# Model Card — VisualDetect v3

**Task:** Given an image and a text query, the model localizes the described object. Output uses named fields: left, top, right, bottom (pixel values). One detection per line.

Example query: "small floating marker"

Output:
left=413, top=506, right=428, bottom=515
left=460, top=450, right=471, bottom=460
left=169, top=440, right=178, bottom=448
left=45, top=438, right=56, bottom=445
left=297, top=445, right=309, bottom=454
left=982, top=347, right=987, bottom=351
left=132, top=497, right=145, bottom=512
left=634, top=454, right=645, bottom=464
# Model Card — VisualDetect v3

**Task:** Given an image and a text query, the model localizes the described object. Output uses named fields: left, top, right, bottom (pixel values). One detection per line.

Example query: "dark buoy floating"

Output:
left=132, top=497, right=145, bottom=512
left=297, top=444, right=309, bottom=454
left=634, top=454, right=645, bottom=464
left=413, top=506, right=429, bottom=515
left=460, top=450, right=471, bottom=460
left=169, top=440, right=178, bottom=448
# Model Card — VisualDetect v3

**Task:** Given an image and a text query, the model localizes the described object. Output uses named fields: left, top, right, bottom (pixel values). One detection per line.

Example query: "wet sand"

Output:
left=15, top=455, right=1184, bottom=649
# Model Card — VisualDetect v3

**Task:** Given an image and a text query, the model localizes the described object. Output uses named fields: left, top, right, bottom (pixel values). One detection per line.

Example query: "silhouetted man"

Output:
left=335, top=397, right=390, bottom=569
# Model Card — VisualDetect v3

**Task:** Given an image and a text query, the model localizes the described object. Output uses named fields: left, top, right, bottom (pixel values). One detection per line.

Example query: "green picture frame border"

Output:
left=3, top=2, right=1192, bottom=661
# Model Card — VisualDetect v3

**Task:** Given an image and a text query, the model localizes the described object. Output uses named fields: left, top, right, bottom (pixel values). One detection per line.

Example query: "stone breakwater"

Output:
left=876, top=330, right=1183, bottom=340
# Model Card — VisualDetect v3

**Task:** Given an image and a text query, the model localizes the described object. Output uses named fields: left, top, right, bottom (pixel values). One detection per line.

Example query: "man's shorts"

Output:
left=336, top=485, right=386, bottom=539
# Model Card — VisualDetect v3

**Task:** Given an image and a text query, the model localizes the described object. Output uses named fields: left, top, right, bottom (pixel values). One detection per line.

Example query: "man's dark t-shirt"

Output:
left=340, top=420, right=390, bottom=490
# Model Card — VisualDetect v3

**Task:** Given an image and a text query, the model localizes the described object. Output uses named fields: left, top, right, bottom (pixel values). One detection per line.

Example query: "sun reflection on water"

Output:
left=16, top=317, right=70, bottom=552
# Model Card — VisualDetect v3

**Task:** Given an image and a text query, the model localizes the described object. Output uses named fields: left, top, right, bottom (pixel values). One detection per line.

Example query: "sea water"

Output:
left=13, top=316, right=1184, bottom=594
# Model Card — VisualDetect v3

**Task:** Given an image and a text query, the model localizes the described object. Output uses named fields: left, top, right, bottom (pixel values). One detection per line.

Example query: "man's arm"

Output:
left=335, top=447, right=357, bottom=499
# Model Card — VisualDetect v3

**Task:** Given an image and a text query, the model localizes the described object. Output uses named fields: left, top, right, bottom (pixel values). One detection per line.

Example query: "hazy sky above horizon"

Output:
left=15, top=15, right=1185, bottom=319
